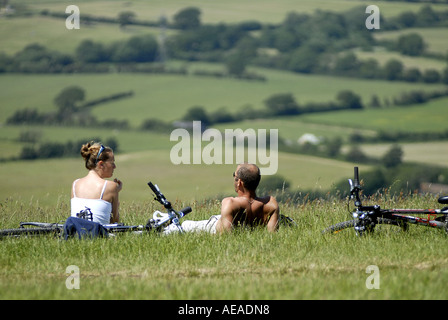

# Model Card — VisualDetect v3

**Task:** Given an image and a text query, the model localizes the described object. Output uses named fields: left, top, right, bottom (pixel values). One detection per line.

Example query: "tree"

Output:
left=333, top=52, right=361, bottom=76
left=396, top=11, right=417, bottom=28
left=182, top=106, right=210, bottom=126
left=325, top=136, right=343, bottom=158
left=173, top=7, right=201, bottom=29
left=264, top=93, right=300, bottom=116
left=442, top=67, right=448, bottom=85
left=54, top=86, right=85, bottom=113
left=118, top=11, right=136, bottom=29
left=75, top=40, right=106, bottom=63
left=402, top=68, right=421, bottom=82
left=111, top=35, right=158, bottom=62
left=416, top=5, right=439, bottom=27
left=288, top=46, right=320, bottom=74
left=382, top=144, right=403, bottom=168
left=225, top=51, right=247, bottom=77
left=383, top=59, right=403, bottom=81
left=422, top=69, right=441, bottom=83
left=345, top=145, right=368, bottom=163
left=336, top=90, right=363, bottom=109
left=397, top=33, right=425, bottom=56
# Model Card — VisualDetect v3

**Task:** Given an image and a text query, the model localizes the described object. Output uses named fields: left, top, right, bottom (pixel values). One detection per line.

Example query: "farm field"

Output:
left=349, top=141, right=448, bottom=168
left=14, top=0, right=448, bottom=24
left=301, top=97, right=448, bottom=133
left=374, top=27, right=448, bottom=56
left=0, top=147, right=361, bottom=208
left=1, top=0, right=448, bottom=303
left=353, top=47, right=448, bottom=72
left=1, top=68, right=447, bottom=126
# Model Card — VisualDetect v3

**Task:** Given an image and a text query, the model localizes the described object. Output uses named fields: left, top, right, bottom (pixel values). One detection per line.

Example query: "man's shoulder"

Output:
left=257, top=195, right=278, bottom=206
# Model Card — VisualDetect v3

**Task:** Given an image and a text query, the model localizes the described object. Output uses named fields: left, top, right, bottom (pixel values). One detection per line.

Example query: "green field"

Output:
left=374, top=27, right=448, bottom=56
left=14, top=0, right=448, bottom=24
left=2, top=0, right=448, bottom=302
left=0, top=147, right=362, bottom=208
left=350, top=141, right=448, bottom=168
left=1, top=68, right=446, bottom=126
left=354, top=47, right=448, bottom=72
left=1, top=194, right=448, bottom=300
left=301, top=96, right=448, bottom=133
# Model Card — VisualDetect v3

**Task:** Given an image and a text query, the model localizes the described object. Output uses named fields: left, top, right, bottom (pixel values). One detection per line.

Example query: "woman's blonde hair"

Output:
left=80, top=141, right=112, bottom=170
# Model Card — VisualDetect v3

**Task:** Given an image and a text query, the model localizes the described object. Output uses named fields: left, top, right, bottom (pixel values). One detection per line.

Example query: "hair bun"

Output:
left=80, top=141, right=94, bottom=160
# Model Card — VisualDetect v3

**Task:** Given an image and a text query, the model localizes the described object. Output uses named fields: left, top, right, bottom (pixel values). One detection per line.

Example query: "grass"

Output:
left=1, top=193, right=448, bottom=300
left=0, top=147, right=361, bottom=208
left=14, top=0, right=448, bottom=26
left=2, top=0, right=448, bottom=301
left=300, top=96, right=448, bottom=133
left=0, top=16, right=165, bottom=56
left=374, top=27, right=448, bottom=56
left=353, top=47, right=448, bottom=72
left=349, top=141, right=448, bottom=168
left=1, top=68, right=446, bottom=126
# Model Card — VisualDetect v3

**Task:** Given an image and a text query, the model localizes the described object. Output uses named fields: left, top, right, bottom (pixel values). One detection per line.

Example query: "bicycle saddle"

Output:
left=438, top=196, right=448, bottom=204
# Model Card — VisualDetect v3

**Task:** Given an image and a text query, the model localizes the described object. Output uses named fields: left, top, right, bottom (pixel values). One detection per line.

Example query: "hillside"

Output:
left=0, top=0, right=448, bottom=204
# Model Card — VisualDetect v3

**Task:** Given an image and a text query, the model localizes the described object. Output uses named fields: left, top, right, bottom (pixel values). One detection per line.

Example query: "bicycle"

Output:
left=0, top=182, right=191, bottom=239
left=322, top=166, right=448, bottom=236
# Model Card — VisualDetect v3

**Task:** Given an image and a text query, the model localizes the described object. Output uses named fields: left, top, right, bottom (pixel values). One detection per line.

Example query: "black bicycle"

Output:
left=323, top=167, right=448, bottom=236
left=0, top=182, right=191, bottom=239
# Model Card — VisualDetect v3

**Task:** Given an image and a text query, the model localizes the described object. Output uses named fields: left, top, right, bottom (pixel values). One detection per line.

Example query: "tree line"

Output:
left=6, top=86, right=132, bottom=129
left=1, top=5, right=448, bottom=83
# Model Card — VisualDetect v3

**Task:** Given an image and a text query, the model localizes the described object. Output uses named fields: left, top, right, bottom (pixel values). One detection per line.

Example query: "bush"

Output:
left=381, top=144, right=403, bottom=168
left=397, top=33, right=426, bottom=56
left=264, top=93, right=300, bottom=116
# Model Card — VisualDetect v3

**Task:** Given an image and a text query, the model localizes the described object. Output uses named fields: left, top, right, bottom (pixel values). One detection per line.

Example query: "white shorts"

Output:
left=181, top=215, right=221, bottom=234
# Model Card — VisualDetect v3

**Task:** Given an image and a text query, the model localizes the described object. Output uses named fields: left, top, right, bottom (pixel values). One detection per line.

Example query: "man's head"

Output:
left=233, top=163, right=261, bottom=191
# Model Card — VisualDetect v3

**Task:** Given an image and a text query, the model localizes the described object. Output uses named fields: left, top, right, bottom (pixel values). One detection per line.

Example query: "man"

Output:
left=180, top=163, right=280, bottom=234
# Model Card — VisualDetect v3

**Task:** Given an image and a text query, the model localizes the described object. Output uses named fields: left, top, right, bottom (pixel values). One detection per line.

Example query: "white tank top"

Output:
left=71, top=179, right=112, bottom=225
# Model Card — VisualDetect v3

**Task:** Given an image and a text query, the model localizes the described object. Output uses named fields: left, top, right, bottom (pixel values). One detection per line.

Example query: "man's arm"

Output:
left=266, top=197, right=279, bottom=232
left=215, top=197, right=235, bottom=233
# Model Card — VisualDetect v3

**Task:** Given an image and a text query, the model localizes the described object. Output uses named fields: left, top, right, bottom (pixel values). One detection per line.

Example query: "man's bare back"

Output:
left=216, top=195, right=279, bottom=232
left=215, top=164, right=279, bottom=233
left=176, top=163, right=280, bottom=235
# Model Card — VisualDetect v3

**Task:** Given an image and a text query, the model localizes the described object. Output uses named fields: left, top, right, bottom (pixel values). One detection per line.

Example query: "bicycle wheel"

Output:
left=0, top=227, right=60, bottom=238
left=322, top=218, right=408, bottom=235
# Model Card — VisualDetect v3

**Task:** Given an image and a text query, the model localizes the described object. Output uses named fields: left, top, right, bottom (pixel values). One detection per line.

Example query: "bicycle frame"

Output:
left=348, top=167, right=448, bottom=235
left=1, top=181, right=191, bottom=238
left=97, top=182, right=192, bottom=234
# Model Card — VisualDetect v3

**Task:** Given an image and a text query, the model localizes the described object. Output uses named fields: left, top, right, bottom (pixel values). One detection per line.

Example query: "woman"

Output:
left=71, top=141, right=122, bottom=225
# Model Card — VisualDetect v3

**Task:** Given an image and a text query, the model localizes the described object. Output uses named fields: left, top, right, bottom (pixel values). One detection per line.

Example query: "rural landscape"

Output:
left=1, top=0, right=448, bottom=302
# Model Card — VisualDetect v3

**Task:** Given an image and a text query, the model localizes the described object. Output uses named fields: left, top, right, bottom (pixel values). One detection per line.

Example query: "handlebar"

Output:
left=349, top=166, right=362, bottom=208
left=148, top=182, right=171, bottom=209
left=147, top=181, right=192, bottom=232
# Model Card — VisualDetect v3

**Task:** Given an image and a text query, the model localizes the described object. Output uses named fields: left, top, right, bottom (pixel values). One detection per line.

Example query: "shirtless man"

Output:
left=180, top=163, right=279, bottom=234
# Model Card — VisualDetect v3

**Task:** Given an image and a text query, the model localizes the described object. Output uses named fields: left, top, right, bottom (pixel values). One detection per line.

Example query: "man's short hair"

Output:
left=237, top=164, right=261, bottom=191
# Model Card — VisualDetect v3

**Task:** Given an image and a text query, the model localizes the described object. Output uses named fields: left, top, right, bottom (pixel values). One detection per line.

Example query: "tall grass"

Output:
left=1, top=192, right=447, bottom=300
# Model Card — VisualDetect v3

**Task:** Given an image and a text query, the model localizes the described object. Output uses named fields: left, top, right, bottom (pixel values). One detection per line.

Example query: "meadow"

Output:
left=1, top=193, right=448, bottom=300
left=1, top=0, right=448, bottom=302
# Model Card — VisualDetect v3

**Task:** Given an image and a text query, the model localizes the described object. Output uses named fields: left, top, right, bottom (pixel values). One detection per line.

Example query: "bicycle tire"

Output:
left=0, top=227, right=61, bottom=238
left=322, top=218, right=408, bottom=235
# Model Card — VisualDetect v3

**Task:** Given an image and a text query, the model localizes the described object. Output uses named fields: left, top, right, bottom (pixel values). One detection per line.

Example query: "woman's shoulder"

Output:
left=104, top=179, right=121, bottom=194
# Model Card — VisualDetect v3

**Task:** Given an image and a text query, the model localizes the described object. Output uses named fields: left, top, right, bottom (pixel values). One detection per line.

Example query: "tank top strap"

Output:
left=100, top=180, right=108, bottom=200
left=72, top=179, right=80, bottom=198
